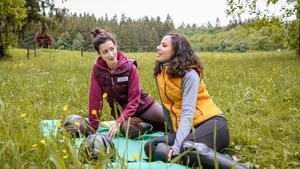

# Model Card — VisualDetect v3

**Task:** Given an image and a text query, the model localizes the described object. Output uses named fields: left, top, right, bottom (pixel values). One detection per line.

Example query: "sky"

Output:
left=54, top=0, right=290, bottom=28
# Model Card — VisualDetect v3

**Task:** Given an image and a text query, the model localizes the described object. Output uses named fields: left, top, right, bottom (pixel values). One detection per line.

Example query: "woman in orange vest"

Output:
left=144, top=33, right=230, bottom=162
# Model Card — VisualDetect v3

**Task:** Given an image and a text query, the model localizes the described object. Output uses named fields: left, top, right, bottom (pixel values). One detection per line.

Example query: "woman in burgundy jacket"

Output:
left=88, top=28, right=164, bottom=139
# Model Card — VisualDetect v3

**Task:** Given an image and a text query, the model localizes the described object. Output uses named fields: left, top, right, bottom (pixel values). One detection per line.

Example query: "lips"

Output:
left=108, top=56, right=116, bottom=60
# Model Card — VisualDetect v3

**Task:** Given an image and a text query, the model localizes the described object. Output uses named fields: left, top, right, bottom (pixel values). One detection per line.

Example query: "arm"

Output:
left=88, top=66, right=103, bottom=130
left=171, top=70, right=200, bottom=155
left=117, top=64, right=141, bottom=124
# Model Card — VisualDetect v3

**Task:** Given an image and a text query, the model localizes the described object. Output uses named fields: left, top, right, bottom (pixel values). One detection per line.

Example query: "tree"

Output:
left=206, top=21, right=214, bottom=33
left=72, top=32, right=85, bottom=50
left=0, top=0, right=27, bottom=59
left=162, top=14, right=175, bottom=35
left=149, top=27, right=160, bottom=51
left=226, top=0, right=299, bottom=56
left=54, top=32, right=71, bottom=49
left=215, top=17, right=221, bottom=28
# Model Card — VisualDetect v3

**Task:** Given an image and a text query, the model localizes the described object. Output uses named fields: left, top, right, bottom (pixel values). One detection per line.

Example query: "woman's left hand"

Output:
left=167, top=148, right=174, bottom=161
left=108, top=122, right=120, bottom=139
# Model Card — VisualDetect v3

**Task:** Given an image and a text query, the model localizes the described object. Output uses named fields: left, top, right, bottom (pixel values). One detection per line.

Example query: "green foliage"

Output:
left=184, top=17, right=297, bottom=52
left=225, top=0, right=299, bottom=56
left=0, top=0, right=27, bottom=59
left=18, top=23, right=37, bottom=49
left=72, top=33, right=85, bottom=50
left=20, top=13, right=175, bottom=52
left=54, top=32, right=72, bottom=49
left=0, top=0, right=27, bottom=28
left=226, top=0, right=297, bottom=18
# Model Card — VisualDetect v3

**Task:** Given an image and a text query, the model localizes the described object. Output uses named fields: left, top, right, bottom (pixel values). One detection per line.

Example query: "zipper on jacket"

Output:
left=162, top=71, right=176, bottom=119
left=111, top=77, right=115, bottom=86
left=196, top=107, right=203, bottom=115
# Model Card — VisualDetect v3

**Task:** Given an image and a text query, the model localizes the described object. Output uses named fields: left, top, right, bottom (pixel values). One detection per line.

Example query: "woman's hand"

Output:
left=167, top=148, right=174, bottom=161
left=108, top=122, right=120, bottom=139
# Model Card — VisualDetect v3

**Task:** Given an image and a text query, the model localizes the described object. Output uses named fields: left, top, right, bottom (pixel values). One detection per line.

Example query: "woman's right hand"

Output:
left=167, top=148, right=174, bottom=161
left=107, top=122, right=120, bottom=139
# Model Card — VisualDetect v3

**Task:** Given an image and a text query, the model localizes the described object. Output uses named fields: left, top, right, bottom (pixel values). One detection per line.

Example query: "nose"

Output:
left=156, top=45, right=160, bottom=52
left=108, top=50, right=114, bottom=57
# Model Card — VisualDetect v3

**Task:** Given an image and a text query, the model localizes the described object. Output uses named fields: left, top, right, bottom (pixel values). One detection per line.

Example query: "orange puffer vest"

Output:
left=156, top=67, right=223, bottom=131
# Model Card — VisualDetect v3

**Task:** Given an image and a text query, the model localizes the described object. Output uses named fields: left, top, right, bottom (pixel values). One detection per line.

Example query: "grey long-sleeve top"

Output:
left=170, top=69, right=200, bottom=155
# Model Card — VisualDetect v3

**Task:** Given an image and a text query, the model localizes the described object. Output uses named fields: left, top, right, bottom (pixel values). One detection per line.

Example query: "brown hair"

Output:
left=90, top=28, right=116, bottom=54
left=153, top=33, right=204, bottom=78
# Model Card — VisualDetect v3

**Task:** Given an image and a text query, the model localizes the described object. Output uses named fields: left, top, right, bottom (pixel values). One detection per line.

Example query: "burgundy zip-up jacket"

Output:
left=88, top=51, right=154, bottom=130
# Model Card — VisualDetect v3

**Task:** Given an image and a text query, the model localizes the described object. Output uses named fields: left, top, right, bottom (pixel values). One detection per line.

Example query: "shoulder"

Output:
left=127, top=59, right=138, bottom=68
left=183, top=69, right=200, bottom=81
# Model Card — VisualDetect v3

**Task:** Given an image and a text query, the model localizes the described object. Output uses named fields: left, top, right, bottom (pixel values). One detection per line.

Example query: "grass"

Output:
left=0, top=48, right=299, bottom=168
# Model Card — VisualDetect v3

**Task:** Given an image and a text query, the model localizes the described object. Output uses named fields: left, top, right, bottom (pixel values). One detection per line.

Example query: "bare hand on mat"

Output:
left=108, top=122, right=120, bottom=138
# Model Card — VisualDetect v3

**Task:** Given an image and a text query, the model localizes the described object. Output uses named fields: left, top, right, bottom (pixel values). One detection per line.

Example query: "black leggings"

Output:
left=144, top=116, right=230, bottom=160
left=136, top=101, right=165, bottom=131
left=120, top=101, right=165, bottom=137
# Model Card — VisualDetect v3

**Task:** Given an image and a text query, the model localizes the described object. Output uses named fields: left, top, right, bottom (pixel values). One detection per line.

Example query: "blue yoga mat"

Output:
left=40, top=120, right=190, bottom=169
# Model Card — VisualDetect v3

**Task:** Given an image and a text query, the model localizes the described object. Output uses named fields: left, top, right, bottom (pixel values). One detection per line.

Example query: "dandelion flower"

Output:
left=56, top=122, right=62, bottom=128
left=62, top=149, right=68, bottom=154
left=102, top=93, right=107, bottom=98
left=132, top=154, right=139, bottom=161
left=40, top=139, right=46, bottom=144
left=20, top=113, right=26, bottom=118
left=91, top=109, right=97, bottom=115
left=63, top=105, right=68, bottom=112
left=32, top=144, right=37, bottom=148
left=62, top=155, right=68, bottom=159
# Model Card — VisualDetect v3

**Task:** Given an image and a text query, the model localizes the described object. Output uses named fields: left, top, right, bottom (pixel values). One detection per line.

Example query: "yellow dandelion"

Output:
left=56, top=122, right=62, bottom=128
left=132, top=154, right=140, bottom=161
left=62, top=155, right=68, bottom=159
left=63, top=105, right=68, bottom=112
left=20, top=113, right=26, bottom=118
left=62, top=136, right=66, bottom=140
left=91, top=109, right=97, bottom=116
left=75, top=121, right=80, bottom=127
left=102, top=92, right=108, bottom=98
left=40, top=139, right=46, bottom=144
left=32, top=144, right=37, bottom=148
left=62, top=149, right=68, bottom=154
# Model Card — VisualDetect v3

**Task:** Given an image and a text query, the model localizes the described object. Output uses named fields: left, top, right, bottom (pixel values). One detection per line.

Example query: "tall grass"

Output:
left=0, top=49, right=299, bottom=168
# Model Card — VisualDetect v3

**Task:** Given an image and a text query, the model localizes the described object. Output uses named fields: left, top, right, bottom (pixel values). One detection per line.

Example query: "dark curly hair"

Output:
left=153, top=33, right=204, bottom=78
left=90, top=28, right=116, bottom=54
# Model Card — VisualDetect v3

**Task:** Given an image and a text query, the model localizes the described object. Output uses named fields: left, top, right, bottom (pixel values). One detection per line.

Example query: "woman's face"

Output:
left=156, top=35, right=174, bottom=62
left=99, top=40, right=118, bottom=65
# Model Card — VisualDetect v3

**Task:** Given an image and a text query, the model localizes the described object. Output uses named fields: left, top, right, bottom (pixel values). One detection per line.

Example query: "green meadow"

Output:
left=0, top=49, right=299, bottom=168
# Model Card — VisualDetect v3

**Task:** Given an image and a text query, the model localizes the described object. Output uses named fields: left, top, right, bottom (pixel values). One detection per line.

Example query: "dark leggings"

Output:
left=138, top=101, right=165, bottom=131
left=120, top=101, right=165, bottom=134
left=144, top=116, right=230, bottom=160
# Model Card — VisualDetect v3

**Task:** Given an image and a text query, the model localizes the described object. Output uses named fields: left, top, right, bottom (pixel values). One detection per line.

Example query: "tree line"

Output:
left=0, top=0, right=298, bottom=59
left=20, top=13, right=298, bottom=53
left=46, top=13, right=175, bottom=52
left=178, top=17, right=298, bottom=52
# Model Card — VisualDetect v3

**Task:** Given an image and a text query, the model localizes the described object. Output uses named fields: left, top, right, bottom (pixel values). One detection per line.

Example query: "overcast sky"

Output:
left=54, top=0, right=289, bottom=27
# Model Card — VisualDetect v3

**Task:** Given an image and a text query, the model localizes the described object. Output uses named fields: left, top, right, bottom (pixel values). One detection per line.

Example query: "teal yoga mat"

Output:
left=40, top=119, right=190, bottom=169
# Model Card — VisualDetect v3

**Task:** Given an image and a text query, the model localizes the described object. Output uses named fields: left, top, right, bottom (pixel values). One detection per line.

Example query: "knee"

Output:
left=144, top=141, right=169, bottom=162
left=144, top=141, right=153, bottom=158
left=120, top=117, right=153, bottom=139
